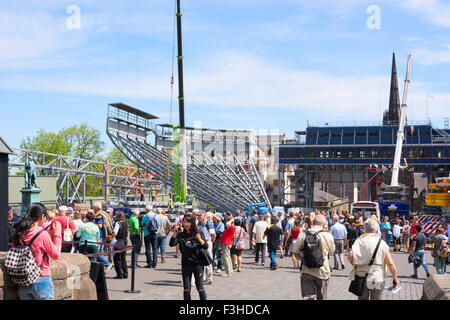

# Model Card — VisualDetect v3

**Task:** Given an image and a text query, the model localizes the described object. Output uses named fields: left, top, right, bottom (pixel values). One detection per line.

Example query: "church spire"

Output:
left=383, top=52, right=401, bottom=125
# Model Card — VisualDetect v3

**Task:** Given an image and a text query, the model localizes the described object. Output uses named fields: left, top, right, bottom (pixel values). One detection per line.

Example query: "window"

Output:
left=356, top=131, right=366, bottom=138
left=369, top=132, right=379, bottom=137
left=359, top=150, right=366, bottom=158
left=319, top=132, right=329, bottom=138
left=420, top=130, right=430, bottom=137
left=331, top=132, right=341, bottom=138
left=371, top=150, right=378, bottom=157
left=344, top=132, right=354, bottom=138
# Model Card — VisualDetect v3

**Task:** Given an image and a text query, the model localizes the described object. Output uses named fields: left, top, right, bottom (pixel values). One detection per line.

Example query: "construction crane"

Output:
left=391, top=54, right=412, bottom=186
left=377, top=54, right=412, bottom=220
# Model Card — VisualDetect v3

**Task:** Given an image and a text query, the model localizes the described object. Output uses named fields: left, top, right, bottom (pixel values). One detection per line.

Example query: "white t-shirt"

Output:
left=253, top=220, right=269, bottom=244
left=393, top=225, right=402, bottom=238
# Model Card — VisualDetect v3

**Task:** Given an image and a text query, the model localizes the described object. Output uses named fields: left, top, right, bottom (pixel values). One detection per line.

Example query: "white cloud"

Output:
left=401, top=0, right=450, bottom=28
left=413, top=45, right=450, bottom=66
left=0, top=51, right=447, bottom=125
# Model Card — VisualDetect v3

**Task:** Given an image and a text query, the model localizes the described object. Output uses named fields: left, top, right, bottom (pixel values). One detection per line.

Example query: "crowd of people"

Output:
left=6, top=202, right=449, bottom=301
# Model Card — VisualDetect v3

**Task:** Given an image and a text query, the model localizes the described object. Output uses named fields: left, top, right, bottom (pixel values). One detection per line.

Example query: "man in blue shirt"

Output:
left=213, top=213, right=225, bottom=272
left=141, top=205, right=160, bottom=268
left=198, top=212, right=216, bottom=285
left=329, top=215, right=348, bottom=270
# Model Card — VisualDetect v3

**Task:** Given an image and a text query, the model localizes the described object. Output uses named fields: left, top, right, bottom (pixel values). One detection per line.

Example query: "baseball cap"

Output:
left=59, top=206, right=68, bottom=212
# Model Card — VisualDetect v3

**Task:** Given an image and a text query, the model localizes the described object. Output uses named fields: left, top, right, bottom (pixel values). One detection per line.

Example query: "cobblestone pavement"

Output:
left=106, top=234, right=445, bottom=300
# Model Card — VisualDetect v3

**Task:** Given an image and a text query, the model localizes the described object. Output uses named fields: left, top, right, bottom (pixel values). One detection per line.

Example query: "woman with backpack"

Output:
left=169, top=214, right=209, bottom=300
left=8, top=203, right=62, bottom=300
left=426, top=227, right=448, bottom=275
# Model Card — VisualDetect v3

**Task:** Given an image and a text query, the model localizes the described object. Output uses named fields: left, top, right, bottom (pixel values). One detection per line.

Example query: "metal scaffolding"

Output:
left=106, top=103, right=271, bottom=212
left=8, top=148, right=155, bottom=205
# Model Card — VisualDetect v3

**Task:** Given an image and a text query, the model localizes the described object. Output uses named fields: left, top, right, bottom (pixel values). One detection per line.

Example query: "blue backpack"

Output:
left=147, top=214, right=158, bottom=234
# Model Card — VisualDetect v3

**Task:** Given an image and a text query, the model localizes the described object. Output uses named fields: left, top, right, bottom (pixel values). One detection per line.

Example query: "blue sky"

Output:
left=1, top=0, right=450, bottom=152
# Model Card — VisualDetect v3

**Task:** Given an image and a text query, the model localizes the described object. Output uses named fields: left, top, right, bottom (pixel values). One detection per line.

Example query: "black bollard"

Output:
left=125, top=246, right=141, bottom=294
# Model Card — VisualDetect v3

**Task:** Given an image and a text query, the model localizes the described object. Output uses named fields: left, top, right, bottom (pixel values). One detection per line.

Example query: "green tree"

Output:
left=60, top=123, right=105, bottom=161
left=20, top=129, right=72, bottom=156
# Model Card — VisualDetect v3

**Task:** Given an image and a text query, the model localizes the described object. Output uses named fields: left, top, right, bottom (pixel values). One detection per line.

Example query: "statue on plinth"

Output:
left=24, top=156, right=38, bottom=189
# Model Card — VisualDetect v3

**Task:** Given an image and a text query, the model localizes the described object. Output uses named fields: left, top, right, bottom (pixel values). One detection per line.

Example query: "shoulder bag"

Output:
left=348, top=238, right=382, bottom=296
left=230, top=228, right=243, bottom=255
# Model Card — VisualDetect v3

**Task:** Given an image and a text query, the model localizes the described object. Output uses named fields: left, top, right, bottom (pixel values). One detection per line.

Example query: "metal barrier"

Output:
left=63, top=240, right=141, bottom=294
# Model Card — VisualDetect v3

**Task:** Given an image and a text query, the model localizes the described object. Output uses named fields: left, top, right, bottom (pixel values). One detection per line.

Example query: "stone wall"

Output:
left=0, top=252, right=97, bottom=300
left=422, top=274, right=450, bottom=300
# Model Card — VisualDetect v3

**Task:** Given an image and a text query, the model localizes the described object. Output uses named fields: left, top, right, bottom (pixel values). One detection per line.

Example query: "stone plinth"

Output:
left=20, top=187, right=42, bottom=216
left=0, top=252, right=97, bottom=300
left=423, top=274, right=450, bottom=300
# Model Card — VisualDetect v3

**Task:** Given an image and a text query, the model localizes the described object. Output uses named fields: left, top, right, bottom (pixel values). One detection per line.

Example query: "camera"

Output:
left=178, top=227, right=184, bottom=233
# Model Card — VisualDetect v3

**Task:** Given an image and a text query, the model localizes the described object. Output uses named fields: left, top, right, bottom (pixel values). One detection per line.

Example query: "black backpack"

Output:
left=302, top=230, right=324, bottom=268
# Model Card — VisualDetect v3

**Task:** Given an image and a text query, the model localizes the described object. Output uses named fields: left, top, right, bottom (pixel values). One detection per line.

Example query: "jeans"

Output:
left=413, top=249, right=429, bottom=276
left=96, top=237, right=111, bottom=267
left=268, top=247, right=278, bottom=268
left=333, top=239, right=345, bottom=269
left=18, top=276, right=54, bottom=300
left=255, top=243, right=266, bottom=264
left=182, top=264, right=207, bottom=300
left=79, top=244, right=99, bottom=263
left=144, top=233, right=158, bottom=267
left=157, top=236, right=168, bottom=254
left=434, top=256, right=447, bottom=274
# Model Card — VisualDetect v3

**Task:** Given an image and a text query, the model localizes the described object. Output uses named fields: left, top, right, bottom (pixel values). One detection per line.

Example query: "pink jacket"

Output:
left=20, top=226, right=62, bottom=277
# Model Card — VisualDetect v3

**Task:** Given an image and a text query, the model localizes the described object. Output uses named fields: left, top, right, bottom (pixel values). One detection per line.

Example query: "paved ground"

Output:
left=106, top=234, right=446, bottom=300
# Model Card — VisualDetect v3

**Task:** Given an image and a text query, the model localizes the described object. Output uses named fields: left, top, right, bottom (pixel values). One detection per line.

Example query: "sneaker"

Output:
left=410, top=274, right=418, bottom=279
left=113, top=276, right=123, bottom=279
left=280, top=254, right=284, bottom=259
left=145, top=265, right=153, bottom=268
left=271, top=266, right=278, bottom=271
left=215, top=269, right=222, bottom=273
left=161, top=258, right=166, bottom=264
left=221, top=274, right=232, bottom=277
left=104, top=264, right=113, bottom=272
left=261, top=263, right=265, bottom=266
left=204, top=280, right=212, bottom=285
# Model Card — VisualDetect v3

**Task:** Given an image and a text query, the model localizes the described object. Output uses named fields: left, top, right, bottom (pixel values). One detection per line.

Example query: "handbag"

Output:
left=230, top=228, right=243, bottom=255
left=63, top=217, right=73, bottom=242
left=349, top=238, right=382, bottom=296
left=200, top=247, right=213, bottom=266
